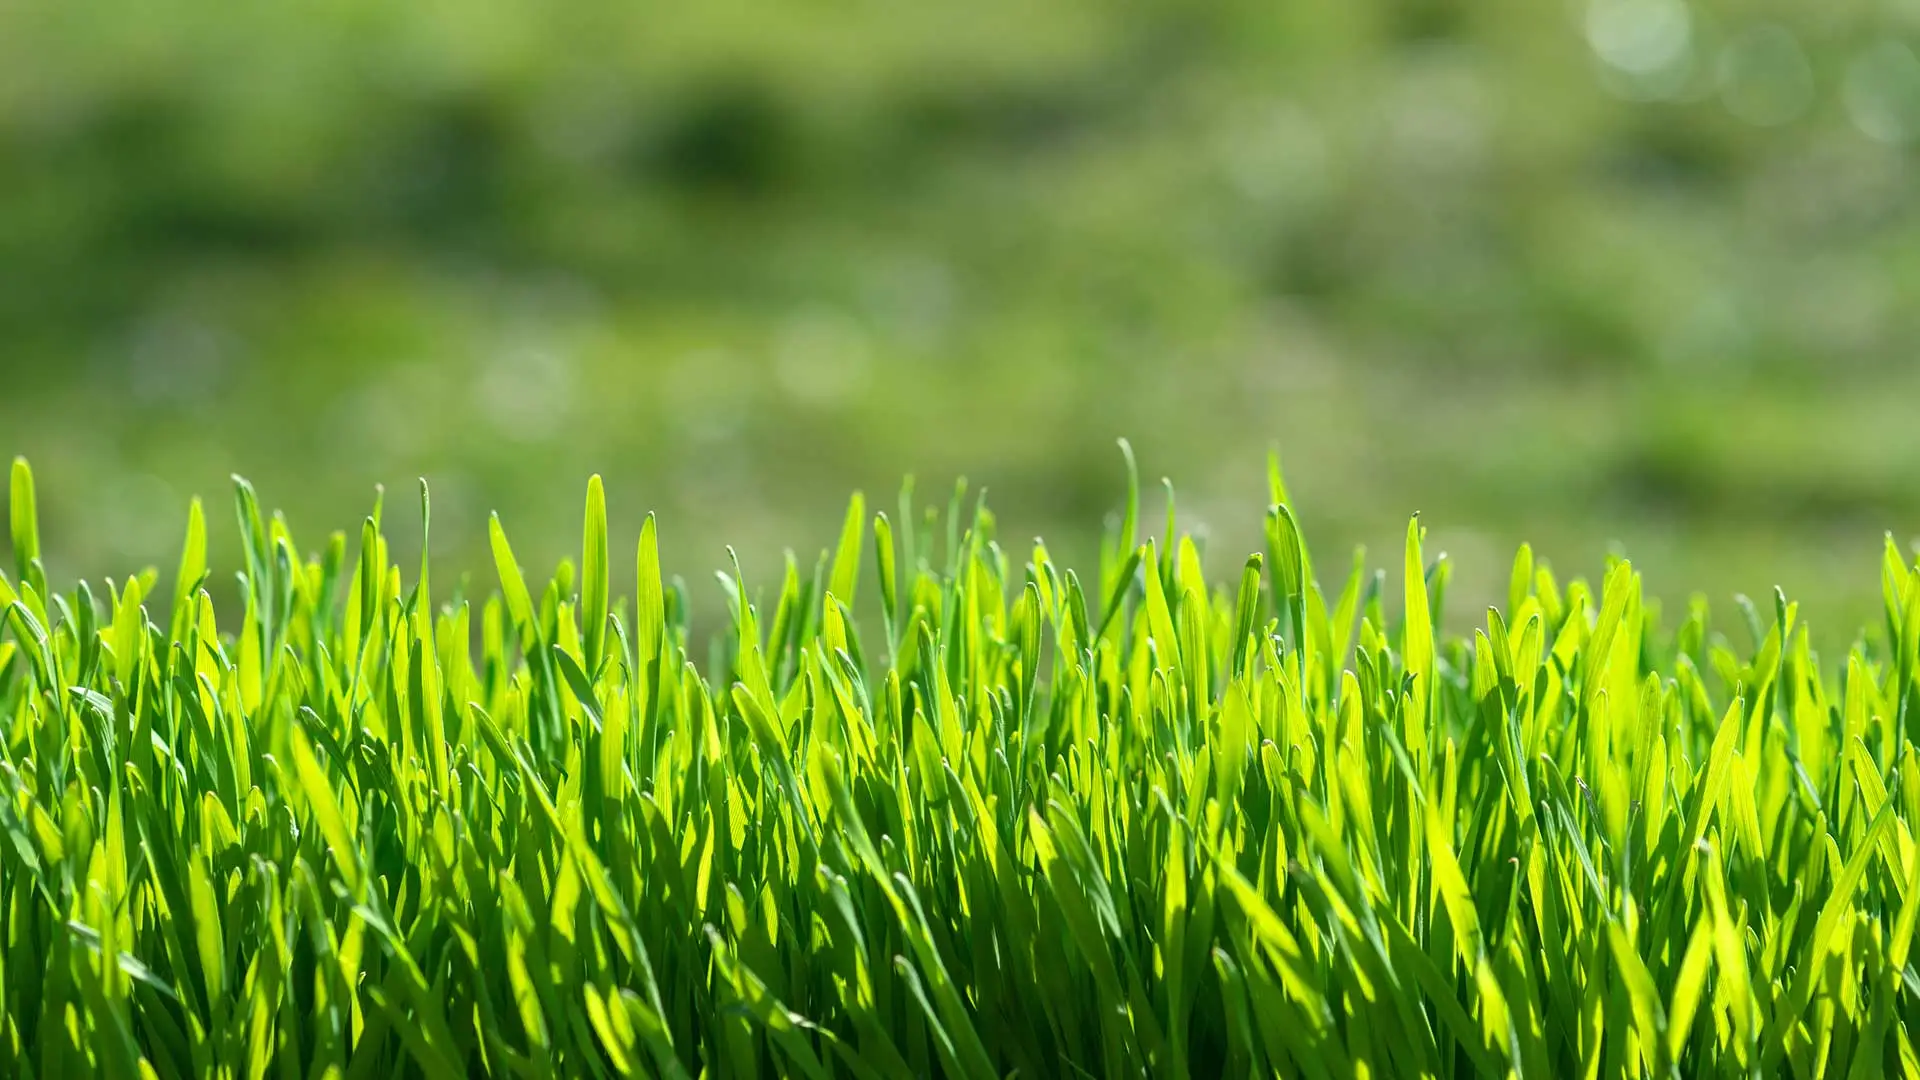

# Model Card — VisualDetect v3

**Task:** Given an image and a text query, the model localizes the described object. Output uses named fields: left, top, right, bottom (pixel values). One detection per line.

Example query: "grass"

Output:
left=3, top=443, right=1920, bottom=1078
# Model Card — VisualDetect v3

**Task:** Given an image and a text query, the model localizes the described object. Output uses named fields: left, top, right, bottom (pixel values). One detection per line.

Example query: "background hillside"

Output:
left=4, top=0, right=1918, bottom=635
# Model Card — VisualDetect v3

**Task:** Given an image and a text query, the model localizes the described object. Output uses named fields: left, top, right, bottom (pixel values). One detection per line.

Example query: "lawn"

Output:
left=4, top=452, right=1919, bottom=1075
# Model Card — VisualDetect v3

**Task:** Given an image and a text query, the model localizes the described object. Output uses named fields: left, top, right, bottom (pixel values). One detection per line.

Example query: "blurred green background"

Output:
left=4, top=0, right=1919, bottom=638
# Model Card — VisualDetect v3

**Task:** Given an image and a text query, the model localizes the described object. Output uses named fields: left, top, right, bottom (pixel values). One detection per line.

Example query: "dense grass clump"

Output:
left=3, top=448, right=1920, bottom=1079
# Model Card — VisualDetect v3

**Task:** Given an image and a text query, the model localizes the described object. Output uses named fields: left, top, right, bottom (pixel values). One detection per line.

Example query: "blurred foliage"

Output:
left=3, top=0, right=1919, bottom=637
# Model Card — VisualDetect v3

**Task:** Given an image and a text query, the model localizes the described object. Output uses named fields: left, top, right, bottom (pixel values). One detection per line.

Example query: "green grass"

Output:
left=4, top=446, right=1920, bottom=1078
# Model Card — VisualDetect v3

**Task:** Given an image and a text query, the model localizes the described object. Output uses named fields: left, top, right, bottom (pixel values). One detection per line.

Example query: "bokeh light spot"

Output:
left=1717, top=25, right=1814, bottom=127
left=1845, top=40, right=1920, bottom=144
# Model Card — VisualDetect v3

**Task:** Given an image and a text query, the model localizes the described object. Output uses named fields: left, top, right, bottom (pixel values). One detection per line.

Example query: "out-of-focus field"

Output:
left=4, top=0, right=1919, bottom=638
